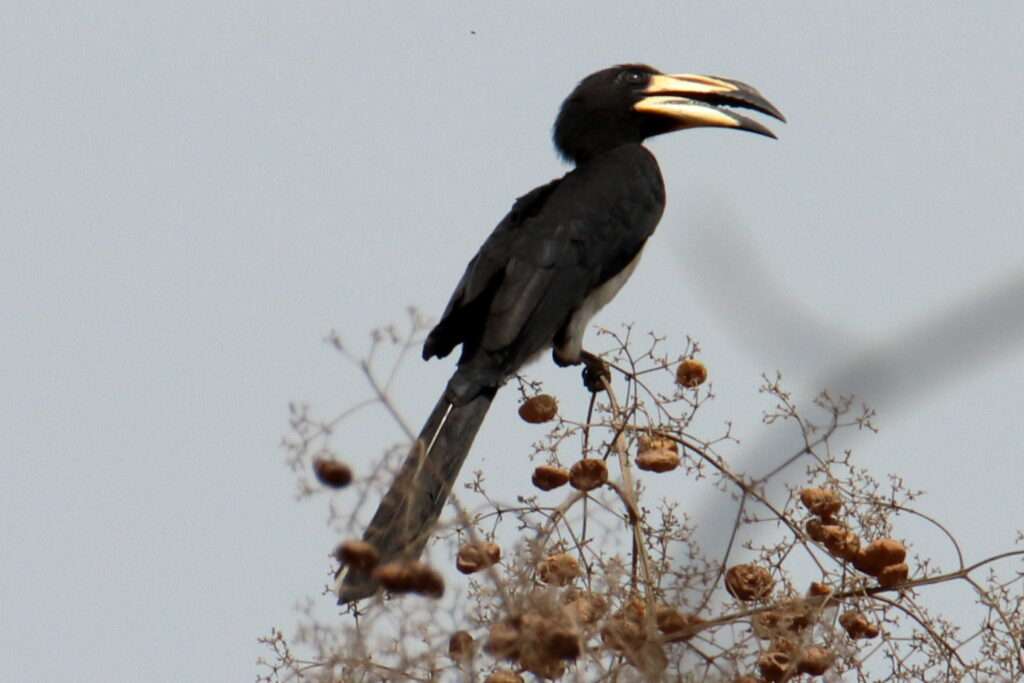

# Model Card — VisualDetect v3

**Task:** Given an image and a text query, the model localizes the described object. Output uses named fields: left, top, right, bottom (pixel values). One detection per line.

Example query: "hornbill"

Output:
left=336, top=64, right=783, bottom=603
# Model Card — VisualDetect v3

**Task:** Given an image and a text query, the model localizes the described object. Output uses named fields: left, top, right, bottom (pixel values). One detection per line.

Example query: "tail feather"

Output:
left=337, top=386, right=494, bottom=603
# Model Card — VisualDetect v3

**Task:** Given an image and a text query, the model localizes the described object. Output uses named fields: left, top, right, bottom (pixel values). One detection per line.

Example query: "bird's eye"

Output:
left=617, top=70, right=646, bottom=86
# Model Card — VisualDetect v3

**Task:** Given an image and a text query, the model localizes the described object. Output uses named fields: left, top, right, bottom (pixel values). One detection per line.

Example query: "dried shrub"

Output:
left=840, top=611, right=880, bottom=639
left=264, top=316, right=1024, bottom=683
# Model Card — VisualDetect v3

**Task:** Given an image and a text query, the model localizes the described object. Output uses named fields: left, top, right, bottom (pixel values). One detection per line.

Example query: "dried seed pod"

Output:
left=456, top=541, right=501, bottom=574
left=483, top=671, right=523, bottom=683
left=600, top=598, right=646, bottom=652
left=563, top=590, right=607, bottom=625
left=372, top=561, right=444, bottom=598
left=639, top=435, right=678, bottom=454
left=484, top=617, right=522, bottom=659
left=601, top=614, right=646, bottom=654
left=532, top=464, right=570, bottom=491
left=538, top=552, right=581, bottom=586
left=448, top=630, right=474, bottom=659
left=797, top=646, right=834, bottom=676
left=855, top=538, right=907, bottom=575
left=839, top=611, right=880, bottom=639
left=312, top=458, right=352, bottom=488
left=620, top=596, right=647, bottom=622
left=334, top=540, right=379, bottom=573
left=757, top=650, right=792, bottom=682
left=675, top=357, right=708, bottom=388
left=569, top=458, right=607, bottom=491
left=543, top=624, right=582, bottom=660
left=752, top=606, right=810, bottom=640
left=655, top=607, right=703, bottom=640
left=807, top=581, right=833, bottom=600
left=876, top=561, right=909, bottom=587
left=805, top=518, right=827, bottom=543
left=821, top=525, right=861, bottom=561
left=518, top=394, right=558, bottom=423
left=636, top=448, right=681, bottom=473
left=725, top=563, right=775, bottom=601
left=799, top=487, right=842, bottom=520
left=517, top=614, right=572, bottom=679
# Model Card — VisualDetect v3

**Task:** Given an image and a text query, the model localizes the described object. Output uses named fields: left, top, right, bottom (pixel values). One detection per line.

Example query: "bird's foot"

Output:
left=580, top=351, right=610, bottom=393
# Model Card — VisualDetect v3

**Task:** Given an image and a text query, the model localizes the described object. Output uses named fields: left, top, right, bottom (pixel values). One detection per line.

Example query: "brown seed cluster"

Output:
left=600, top=599, right=647, bottom=655
left=562, top=589, right=607, bottom=625
left=484, top=612, right=582, bottom=679
left=751, top=605, right=811, bottom=641
left=757, top=649, right=791, bottom=681
left=483, top=671, right=523, bottom=683
left=821, top=524, right=861, bottom=562
left=675, top=357, right=708, bottom=388
left=799, top=487, right=842, bottom=520
left=807, top=581, right=833, bottom=600
left=538, top=552, right=581, bottom=586
left=532, top=464, right=570, bottom=491
left=853, top=538, right=907, bottom=574
left=448, top=630, right=474, bottom=660
left=757, top=640, right=834, bottom=681
left=456, top=541, right=501, bottom=575
left=334, top=539, right=379, bottom=573
left=518, top=394, right=558, bottom=424
left=725, top=563, right=775, bottom=601
left=852, top=538, right=909, bottom=587
left=800, top=488, right=912, bottom=587
left=569, top=458, right=608, bottom=491
left=312, top=457, right=352, bottom=488
left=797, top=646, right=834, bottom=676
left=371, top=561, right=444, bottom=598
left=598, top=598, right=671, bottom=674
left=840, top=610, right=881, bottom=639
left=655, top=606, right=704, bottom=641
left=801, top=487, right=861, bottom=564
left=636, top=435, right=681, bottom=473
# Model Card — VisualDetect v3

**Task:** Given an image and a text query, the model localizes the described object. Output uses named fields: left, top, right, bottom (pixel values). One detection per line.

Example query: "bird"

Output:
left=336, top=64, right=784, bottom=603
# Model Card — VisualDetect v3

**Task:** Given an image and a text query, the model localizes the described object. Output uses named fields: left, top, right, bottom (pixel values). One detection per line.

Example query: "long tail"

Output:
left=336, top=385, right=495, bottom=603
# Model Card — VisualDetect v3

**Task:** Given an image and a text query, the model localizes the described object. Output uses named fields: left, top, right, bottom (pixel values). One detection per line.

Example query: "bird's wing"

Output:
left=424, top=147, right=664, bottom=397
left=422, top=178, right=564, bottom=361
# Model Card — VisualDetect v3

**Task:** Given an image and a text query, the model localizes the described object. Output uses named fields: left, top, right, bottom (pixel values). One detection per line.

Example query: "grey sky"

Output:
left=3, top=3, right=1023, bottom=681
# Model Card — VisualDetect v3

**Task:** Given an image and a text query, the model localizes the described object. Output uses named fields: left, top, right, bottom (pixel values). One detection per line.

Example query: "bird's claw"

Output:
left=580, top=351, right=610, bottom=393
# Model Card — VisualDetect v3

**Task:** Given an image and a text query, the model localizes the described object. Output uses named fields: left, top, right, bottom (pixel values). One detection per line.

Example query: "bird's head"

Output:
left=553, top=64, right=785, bottom=163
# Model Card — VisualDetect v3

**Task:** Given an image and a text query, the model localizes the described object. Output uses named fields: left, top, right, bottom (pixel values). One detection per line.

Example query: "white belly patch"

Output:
left=556, top=247, right=645, bottom=362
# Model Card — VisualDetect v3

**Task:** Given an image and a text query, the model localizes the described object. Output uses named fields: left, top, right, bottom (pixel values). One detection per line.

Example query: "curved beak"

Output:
left=634, top=73, right=785, bottom=139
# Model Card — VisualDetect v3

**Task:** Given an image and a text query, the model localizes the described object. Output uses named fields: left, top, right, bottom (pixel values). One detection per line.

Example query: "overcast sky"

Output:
left=3, top=3, right=1023, bottom=681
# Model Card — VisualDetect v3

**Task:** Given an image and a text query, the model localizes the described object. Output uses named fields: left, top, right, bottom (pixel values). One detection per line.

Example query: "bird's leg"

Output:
left=580, top=350, right=611, bottom=393
left=553, top=346, right=610, bottom=392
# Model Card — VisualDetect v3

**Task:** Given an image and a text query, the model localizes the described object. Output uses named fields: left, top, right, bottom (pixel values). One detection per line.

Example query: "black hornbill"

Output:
left=337, top=64, right=783, bottom=603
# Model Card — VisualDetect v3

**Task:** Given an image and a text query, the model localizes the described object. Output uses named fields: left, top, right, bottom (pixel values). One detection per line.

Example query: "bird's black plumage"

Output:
left=426, top=143, right=665, bottom=404
left=337, top=64, right=783, bottom=603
